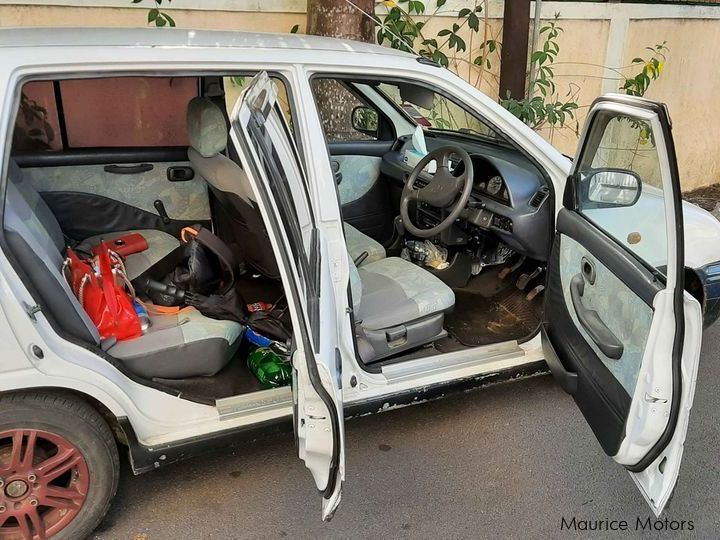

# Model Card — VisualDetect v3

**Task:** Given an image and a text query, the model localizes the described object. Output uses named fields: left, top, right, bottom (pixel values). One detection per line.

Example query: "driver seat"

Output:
left=350, top=256, right=455, bottom=362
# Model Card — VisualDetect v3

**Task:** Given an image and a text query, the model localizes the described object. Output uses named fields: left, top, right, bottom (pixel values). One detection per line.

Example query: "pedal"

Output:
left=526, top=284, right=545, bottom=301
left=498, top=255, right=526, bottom=280
left=516, top=266, right=543, bottom=291
left=498, top=267, right=513, bottom=280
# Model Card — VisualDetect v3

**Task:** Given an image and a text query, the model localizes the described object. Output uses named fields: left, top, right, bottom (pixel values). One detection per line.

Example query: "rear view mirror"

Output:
left=585, top=168, right=642, bottom=207
left=351, top=105, right=379, bottom=137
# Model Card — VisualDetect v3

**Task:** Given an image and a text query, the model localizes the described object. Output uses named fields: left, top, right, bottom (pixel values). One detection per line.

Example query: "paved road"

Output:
left=94, top=324, right=720, bottom=539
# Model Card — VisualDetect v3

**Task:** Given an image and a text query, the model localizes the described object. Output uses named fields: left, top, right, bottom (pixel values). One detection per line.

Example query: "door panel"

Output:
left=231, top=72, right=344, bottom=520
left=18, top=160, right=210, bottom=240
left=544, top=95, right=702, bottom=515
left=329, top=143, right=395, bottom=244
left=545, top=210, right=658, bottom=455
left=334, top=155, right=381, bottom=205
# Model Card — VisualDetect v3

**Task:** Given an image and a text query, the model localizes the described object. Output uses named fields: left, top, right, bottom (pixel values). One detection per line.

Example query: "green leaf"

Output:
left=530, top=50, right=544, bottom=63
left=632, top=57, right=644, bottom=63
left=468, top=12, right=479, bottom=31
left=132, top=0, right=143, bottom=3
left=163, top=12, right=175, bottom=27
left=452, top=22, right=460, bottom=32
left=437, top=29, right=451, bottom=36
left=290, top=24, right=300, bottom=33
left=436, top=0, right=447, bottom=7
left=156, top=15, right=167, bottom=26
left=458, top=8, right=471, bottom=17
left=148, top=8, right=159, bottom=23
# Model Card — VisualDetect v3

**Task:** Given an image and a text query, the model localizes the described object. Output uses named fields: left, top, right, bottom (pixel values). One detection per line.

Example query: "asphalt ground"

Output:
left=94, top=323, right=720, bottom=539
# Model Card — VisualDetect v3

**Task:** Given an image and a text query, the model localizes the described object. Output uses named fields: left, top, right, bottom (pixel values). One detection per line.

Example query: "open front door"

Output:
left=543, top=94, right=702, bottom=515
left=229, top=72, right=344, bottom=519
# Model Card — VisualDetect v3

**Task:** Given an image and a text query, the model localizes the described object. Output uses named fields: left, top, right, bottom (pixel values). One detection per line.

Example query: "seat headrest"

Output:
left=187, top=97, right=228, bottom=158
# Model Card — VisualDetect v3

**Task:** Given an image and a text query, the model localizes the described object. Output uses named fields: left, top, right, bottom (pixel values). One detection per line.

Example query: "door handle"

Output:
left=167, top=165, right=195, bottom=182
left=569, top=273, right=624, bottom=359
left=331, top=160, right=343, bottom=185
left=104, top=163, right=153, bottom=175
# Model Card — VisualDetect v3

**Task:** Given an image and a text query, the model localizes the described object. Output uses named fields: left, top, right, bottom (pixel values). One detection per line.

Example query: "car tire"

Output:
left=0, top=391, right=119, bottom=539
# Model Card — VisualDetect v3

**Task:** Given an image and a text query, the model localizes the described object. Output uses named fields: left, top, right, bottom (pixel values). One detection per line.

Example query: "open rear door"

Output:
left=543, top=94, right=702, bottom=515
left=229, top=72, right=344, bottom=519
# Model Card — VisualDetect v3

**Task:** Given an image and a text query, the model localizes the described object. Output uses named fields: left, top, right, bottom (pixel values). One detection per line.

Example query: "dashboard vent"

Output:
left=529, top=187, right=549, bottom=208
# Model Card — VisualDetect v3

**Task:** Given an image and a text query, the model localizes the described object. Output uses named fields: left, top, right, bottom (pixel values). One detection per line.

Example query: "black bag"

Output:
left=135, top=226, right=292, bottom=344
left=247, top=309, right=292, bottom=342
left=139, top=226, right=237, bottom=307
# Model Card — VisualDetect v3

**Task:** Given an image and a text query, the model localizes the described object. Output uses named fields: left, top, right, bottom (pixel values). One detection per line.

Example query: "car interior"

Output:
left=3, top=73, right=554, bottom=405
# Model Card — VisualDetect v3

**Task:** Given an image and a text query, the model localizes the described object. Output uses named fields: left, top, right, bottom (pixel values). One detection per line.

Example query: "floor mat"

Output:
left=443, top=269, right=544, bottom=348
left=153, top=341, right=266, bottom=401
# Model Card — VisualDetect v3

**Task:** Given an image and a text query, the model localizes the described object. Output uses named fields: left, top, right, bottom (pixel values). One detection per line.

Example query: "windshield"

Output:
left=375, top=82, right=507, bottom=144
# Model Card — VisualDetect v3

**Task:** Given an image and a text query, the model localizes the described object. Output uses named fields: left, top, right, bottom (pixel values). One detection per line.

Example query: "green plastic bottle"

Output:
left=247, top=347, right=292, bottom=388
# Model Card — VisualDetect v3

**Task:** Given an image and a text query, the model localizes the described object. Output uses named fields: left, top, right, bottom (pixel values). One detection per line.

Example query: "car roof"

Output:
left=0, top=27, right=412, bottom=58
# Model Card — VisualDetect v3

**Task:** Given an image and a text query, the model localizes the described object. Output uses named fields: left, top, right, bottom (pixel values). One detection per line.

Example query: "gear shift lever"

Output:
left=393, top=215, right=406, bottom=238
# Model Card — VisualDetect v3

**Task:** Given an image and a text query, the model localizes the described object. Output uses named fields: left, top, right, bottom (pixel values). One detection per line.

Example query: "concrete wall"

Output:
left=1, top=0, right=718, bottom=189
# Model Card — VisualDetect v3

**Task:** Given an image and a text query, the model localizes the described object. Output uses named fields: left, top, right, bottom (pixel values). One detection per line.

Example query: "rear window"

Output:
left=13, top=77, right=199, bottom=153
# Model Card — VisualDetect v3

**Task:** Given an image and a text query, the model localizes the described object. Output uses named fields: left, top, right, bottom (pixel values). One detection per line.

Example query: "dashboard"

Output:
left=380, top=134, right=554, bottom=261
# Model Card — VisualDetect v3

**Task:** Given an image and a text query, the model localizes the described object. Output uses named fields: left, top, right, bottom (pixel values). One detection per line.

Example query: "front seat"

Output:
left=4, top=160, right=243, bottom=379
left=350, top=256, right=455, bottom=362
left=186, top=97, right=385, bottom=274
left=344, top=222, right=385, bottom=265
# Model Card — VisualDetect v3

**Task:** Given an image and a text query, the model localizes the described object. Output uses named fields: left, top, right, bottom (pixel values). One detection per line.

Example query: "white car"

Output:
left=0, top=28, right=719, bottom=539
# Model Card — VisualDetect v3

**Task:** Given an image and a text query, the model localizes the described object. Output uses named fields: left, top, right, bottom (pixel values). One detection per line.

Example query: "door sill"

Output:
left=216, top=386, right=293, bottom=421
left=381, top=340, right=523, bottom=382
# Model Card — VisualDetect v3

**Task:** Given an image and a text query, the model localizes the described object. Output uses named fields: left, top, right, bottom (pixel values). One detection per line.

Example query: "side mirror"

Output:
left=584, top=168, right=642, bottom=208
left=351, top=106, right=379, bottom=137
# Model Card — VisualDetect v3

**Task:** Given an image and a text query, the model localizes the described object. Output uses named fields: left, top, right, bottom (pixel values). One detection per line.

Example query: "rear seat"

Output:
left=4, top=160, right=243, bottom=379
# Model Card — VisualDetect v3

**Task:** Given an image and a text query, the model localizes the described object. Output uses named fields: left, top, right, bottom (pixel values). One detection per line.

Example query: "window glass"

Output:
left=223, top=76, right=294, bottom=132
left=310, top=79, right=378, bottom=142
left=377, top=82, right=504, bottom=143
left=577, top=111, right=667, bottom=271
left=60, top=77, right=197, bottom=147
left=13, top=81, right=62, bottom=152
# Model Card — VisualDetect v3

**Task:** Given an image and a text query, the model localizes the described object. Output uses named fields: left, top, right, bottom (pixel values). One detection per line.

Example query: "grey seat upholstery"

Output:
left=187, top=97, right=281, bottom=278
left=186, top=97, right=385, bottom=274
left=350, top=256, right=455, bottom=362
left=76, top=229, right=180, bottom=280
left=344, top=222, right=385, bottom=266
left=4, top=160, right=243, bottom=379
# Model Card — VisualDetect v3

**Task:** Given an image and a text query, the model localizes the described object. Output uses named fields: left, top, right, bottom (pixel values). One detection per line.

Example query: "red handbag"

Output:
left=64, top=242, right=142, bottom=341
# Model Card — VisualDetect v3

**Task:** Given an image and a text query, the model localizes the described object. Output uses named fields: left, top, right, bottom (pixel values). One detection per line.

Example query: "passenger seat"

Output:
left=3, top=160, right=243, bottom=379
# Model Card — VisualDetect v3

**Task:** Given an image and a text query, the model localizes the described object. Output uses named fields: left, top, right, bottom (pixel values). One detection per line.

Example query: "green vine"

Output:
left=374, top=1, right=668, bottom=135
left=132, top=0, right=176, bottom=27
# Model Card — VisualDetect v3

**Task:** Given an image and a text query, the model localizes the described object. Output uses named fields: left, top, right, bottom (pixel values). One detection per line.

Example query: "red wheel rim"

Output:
left=0, top=430, right=89, bottom=540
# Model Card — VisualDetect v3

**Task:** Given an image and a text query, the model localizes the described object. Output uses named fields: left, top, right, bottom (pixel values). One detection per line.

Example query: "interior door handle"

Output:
left=569, top=273, right=624, bottom=359
left=104, top=163, right=153, bottom=175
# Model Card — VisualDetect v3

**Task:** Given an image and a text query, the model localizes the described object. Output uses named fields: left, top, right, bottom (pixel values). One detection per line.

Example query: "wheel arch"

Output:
left=0, top=386, right=126, bottom=445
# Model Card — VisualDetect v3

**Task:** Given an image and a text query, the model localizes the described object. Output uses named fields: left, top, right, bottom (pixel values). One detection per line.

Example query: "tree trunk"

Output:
left=306, top=0, right=376, bottom=141
left=306, top=0, right=375, bottom=42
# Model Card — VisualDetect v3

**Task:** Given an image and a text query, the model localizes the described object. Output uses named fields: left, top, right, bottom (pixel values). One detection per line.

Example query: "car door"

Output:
left=543, top=94, right=702, bottom=516
left=229, top=72, right=344, bottom=520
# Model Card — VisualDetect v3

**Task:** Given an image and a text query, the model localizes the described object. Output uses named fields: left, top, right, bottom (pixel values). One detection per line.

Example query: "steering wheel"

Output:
left=400, top=146, right=474, bottom=238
